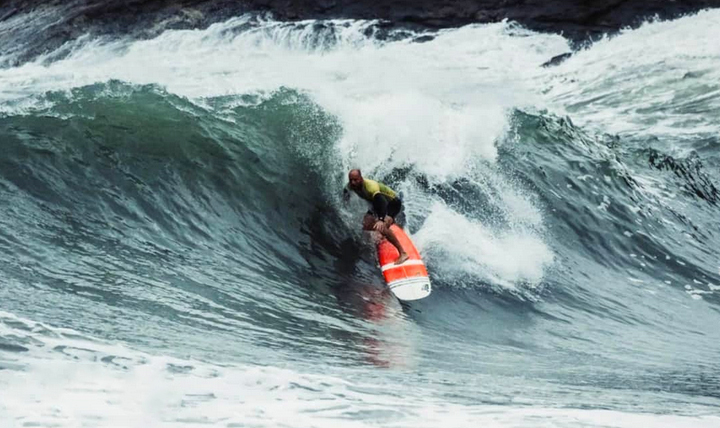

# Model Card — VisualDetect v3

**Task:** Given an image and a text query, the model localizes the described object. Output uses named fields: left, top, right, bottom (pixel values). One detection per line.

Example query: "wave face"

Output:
left=1, top=10, right=720, bottom=428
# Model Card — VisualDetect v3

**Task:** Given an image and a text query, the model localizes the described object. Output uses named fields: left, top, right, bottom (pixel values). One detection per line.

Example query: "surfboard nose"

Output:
left=385, top=273, right=432, bottom=301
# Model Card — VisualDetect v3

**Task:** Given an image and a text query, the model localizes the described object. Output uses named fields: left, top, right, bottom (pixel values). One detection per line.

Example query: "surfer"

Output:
left=344, top=169, right=409, bottom=265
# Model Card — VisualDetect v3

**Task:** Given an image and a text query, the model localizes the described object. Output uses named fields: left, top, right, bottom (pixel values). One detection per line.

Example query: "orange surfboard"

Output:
left=377, top=224, right=432, bottom=301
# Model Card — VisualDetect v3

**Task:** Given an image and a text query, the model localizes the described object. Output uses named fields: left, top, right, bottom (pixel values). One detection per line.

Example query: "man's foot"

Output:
left=395, top=252, right=409, bottom=265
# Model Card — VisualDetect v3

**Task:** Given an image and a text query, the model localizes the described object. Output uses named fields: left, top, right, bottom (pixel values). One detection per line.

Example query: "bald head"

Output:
left=348, top=169, right=363, bottom=190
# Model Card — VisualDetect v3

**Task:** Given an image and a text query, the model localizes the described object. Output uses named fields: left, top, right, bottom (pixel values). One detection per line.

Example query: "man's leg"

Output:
left=386, top=199, right=408, bottom=263
left=386, top=198, right=403, bottom=228
left=362, top=213, right=376, bottom=230
left=364, top=213, right=408, bottom=265
left=384, top=226, right=409, bottom=264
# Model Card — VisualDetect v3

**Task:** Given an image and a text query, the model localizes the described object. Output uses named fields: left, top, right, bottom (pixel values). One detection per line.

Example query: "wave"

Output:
left=1, top=10, right=720, bottom=426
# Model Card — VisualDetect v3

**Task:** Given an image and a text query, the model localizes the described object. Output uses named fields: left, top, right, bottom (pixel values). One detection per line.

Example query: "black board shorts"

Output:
left=367, top=197, right=402, bottom=219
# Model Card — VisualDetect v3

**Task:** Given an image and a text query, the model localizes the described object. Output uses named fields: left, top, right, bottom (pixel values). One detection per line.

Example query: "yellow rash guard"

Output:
left=351, top=179, right=397, bottom=202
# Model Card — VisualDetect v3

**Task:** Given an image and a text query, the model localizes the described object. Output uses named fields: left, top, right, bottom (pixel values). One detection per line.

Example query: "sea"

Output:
left=1, top=7, right=719, bottom=428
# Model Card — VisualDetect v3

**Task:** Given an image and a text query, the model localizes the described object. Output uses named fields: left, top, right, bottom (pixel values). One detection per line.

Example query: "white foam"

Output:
left=6, top=353, right=719, bottom=428
left=0, top=17, right=568, bottom=179
left=2, top=311, right=718, bottom=428
left=539, top=9, right=720, bottom=143
left=413, top=202, right=554, bottom=292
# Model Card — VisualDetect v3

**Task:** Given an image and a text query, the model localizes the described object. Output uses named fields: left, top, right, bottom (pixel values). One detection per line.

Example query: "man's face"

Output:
left=348, top=173, right=363, bottom=190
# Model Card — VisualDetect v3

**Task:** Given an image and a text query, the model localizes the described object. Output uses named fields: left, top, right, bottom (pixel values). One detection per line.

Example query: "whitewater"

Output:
left=0, top=7, right=719, bottom=428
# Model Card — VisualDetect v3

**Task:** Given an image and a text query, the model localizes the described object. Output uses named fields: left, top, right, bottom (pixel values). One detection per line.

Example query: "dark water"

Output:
left=1, top=9, right=719, bottom=428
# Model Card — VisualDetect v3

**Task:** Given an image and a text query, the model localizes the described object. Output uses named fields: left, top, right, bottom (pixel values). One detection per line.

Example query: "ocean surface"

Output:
left=1, top=7, right=720, bottom=428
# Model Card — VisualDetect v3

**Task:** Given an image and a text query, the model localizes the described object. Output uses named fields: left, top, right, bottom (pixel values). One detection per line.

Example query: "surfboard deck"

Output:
left=377, top=224, right=431, bottom=301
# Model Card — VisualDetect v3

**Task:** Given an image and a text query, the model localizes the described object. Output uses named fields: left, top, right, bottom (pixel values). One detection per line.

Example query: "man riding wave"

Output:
left=344, top=169, right=409, bottom=265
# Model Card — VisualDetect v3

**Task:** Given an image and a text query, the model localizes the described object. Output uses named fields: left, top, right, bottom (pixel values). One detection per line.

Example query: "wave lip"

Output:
left=2, top=0, right=717, bottom=66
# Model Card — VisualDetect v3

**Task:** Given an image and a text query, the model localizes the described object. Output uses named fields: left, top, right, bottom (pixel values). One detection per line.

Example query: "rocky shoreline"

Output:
left=1, top=0, right=719, bottom=64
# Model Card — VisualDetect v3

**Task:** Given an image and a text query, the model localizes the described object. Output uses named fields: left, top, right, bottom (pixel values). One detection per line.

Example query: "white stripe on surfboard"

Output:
left=380, top=259, right=426, bottom=272
left=388, top=276, right=431, bottom=289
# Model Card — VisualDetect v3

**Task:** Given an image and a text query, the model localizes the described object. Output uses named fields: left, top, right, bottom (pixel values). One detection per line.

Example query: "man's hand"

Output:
left=373, top=220, right=387, bottom=233
left=384, top=216, right=394, bottom=227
